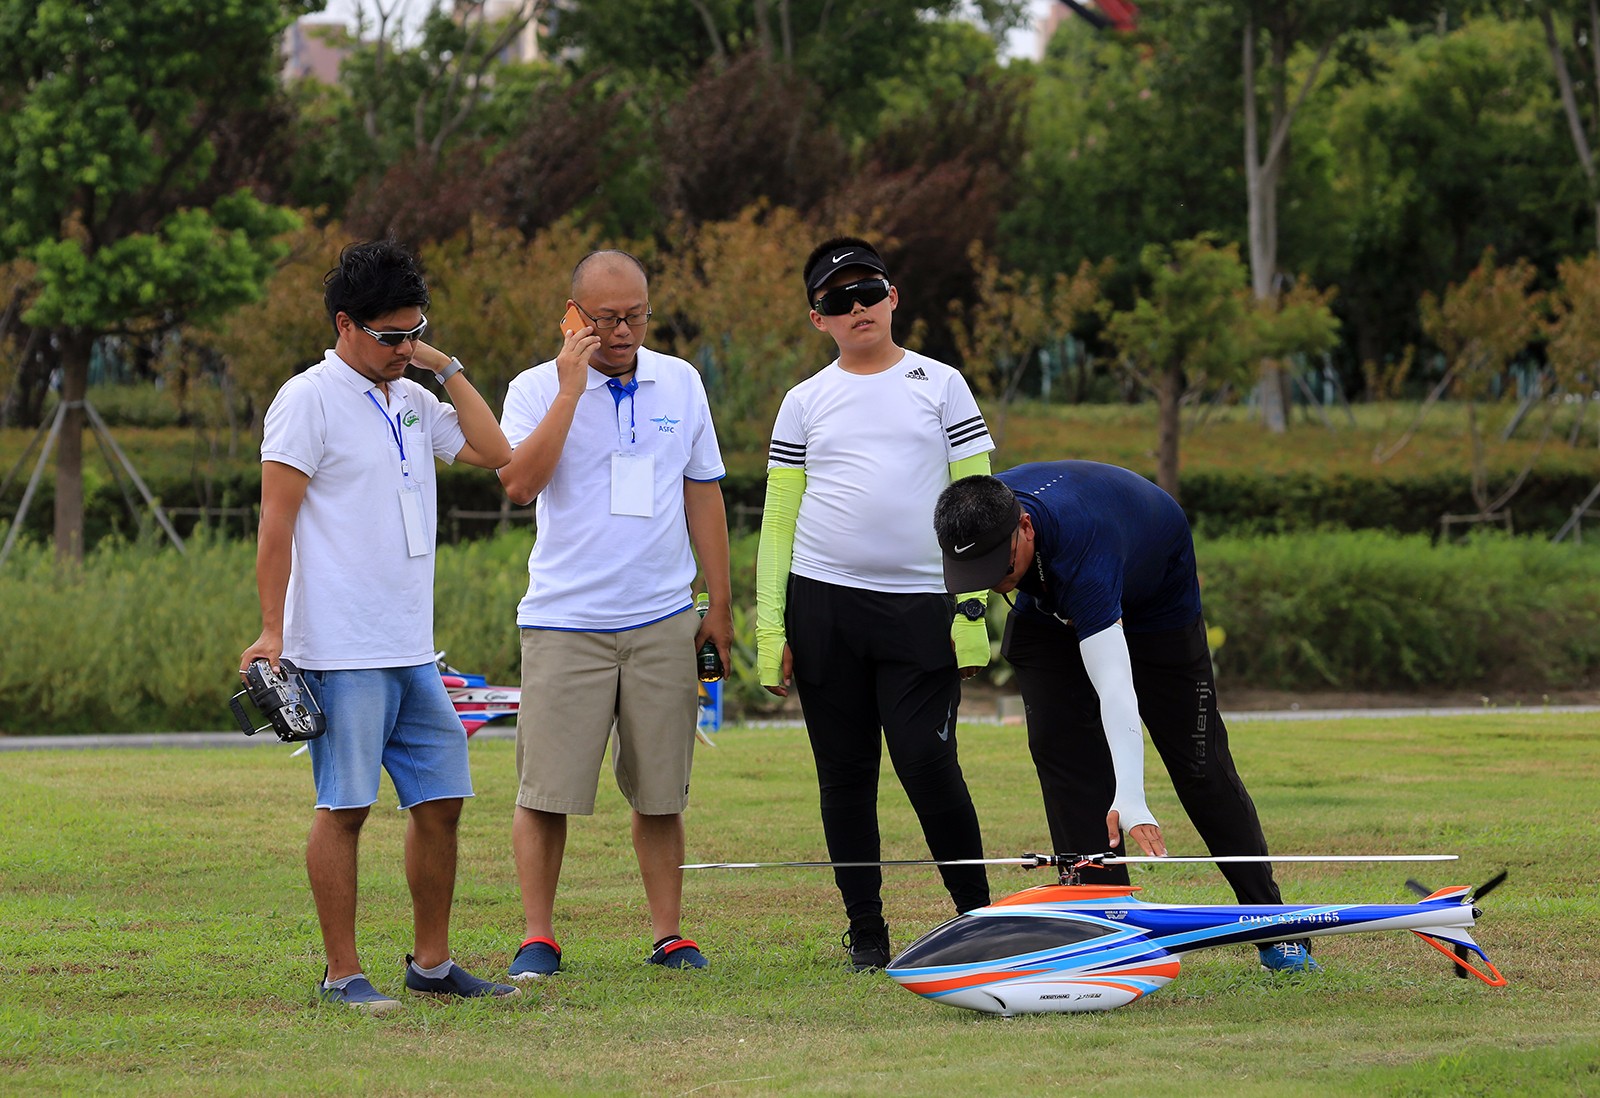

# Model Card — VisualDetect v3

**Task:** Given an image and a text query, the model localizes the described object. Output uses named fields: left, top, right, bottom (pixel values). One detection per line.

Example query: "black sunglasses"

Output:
left=358, top=315, right=428, bottom=347
left=812, top=278, right=891, bottom=317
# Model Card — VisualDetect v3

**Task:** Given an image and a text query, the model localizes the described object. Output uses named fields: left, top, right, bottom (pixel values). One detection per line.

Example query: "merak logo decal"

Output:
left=401, top=411, right=419, bottom=427
left=652, top=415, right=680, bottom=434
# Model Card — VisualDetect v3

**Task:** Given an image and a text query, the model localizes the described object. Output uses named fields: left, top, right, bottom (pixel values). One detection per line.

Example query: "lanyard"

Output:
left=607, top=376, right=638, bottom=446
left=365, top=389, right=412, bottom=479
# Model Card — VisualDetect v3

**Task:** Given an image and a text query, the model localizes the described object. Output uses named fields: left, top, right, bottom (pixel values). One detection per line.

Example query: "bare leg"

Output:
left=307, top=806, right=369, bottom=981
left=512, top=805, right=567, bottom=941
left=405, top=798, right=462, bottom=969
left=632, top=810, right=685, bottom=942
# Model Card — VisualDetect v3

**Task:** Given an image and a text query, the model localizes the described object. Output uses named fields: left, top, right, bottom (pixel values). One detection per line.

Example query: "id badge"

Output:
left=610, top=451, right=654, bottom=517
left=398, top=481, right=431, bottom=556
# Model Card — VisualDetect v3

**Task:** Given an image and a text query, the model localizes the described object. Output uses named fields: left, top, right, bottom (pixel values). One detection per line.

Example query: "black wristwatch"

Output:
left=955, top=598, right=986, bottom=622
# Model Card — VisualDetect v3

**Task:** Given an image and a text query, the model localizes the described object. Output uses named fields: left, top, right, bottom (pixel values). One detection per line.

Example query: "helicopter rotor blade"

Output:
left=683, top=852, right=1460, bottom=870
left=1102, top=854, right=1459, bottom=865
left=1404, top=877, right=1433, bottom=898
left=1473, top=869, right=1508, bottom=902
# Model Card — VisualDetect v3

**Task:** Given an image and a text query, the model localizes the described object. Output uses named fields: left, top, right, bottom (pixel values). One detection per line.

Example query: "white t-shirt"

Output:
left=260, top=351, right=465, bottom=670
left=500, top=346, right=725, bottom=631
left=767, top=349, right=993, bottom=593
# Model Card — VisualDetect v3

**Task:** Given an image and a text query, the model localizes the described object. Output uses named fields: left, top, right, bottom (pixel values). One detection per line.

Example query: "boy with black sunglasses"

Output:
left=756, top=236, right=995, bottom=970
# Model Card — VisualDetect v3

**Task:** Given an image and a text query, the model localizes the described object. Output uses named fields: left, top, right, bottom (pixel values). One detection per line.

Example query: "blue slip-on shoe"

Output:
left=404, top=955, right=521, bottom=1001
left=509, top=937, right=562, bottom=980
left=316, top=971, right=402, bottom=1014
left=647, top=936, right=708, bottom=970
left=1258, top=942, right=1323, bottom=973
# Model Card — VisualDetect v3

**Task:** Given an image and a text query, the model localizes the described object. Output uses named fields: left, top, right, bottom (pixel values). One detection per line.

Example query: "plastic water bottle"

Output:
left=694, top=592, right=724, bottom=682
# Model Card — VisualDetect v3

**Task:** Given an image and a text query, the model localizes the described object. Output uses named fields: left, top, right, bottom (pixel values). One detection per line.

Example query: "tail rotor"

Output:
left=1405, top=870, right=1508, bottom=977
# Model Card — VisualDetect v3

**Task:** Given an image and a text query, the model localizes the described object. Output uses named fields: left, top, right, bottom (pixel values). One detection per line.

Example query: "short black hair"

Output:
left=934, top=475, right=1018, bottom=550
left=802, top=235, right=885, bottom=299
left=323, top=240, right=429, bottom=335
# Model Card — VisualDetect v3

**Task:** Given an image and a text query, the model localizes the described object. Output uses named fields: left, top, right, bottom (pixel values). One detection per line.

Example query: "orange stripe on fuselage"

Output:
left=899, top=969, right=1051, bottom=994
left=989, top=884, right=1142, bottom=906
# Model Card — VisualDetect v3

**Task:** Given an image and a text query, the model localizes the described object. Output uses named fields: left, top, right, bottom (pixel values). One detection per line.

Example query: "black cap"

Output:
left=939, top=497, right=1022, bottom=593
left=805, top=244, right=889, bottom=299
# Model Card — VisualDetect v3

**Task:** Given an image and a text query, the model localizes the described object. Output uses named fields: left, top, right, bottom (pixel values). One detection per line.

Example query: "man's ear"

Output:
left=808, top=309, right=830, bottom=333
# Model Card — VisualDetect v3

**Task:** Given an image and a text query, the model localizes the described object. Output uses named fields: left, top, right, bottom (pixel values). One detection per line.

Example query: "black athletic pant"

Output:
left=1002, top=610, right=1283, bottom=906
left=786, top=574, right=991, bottom=921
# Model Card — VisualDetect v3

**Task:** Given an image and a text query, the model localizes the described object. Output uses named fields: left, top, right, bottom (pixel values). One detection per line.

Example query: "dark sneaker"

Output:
left=509, top=937, right=562, bottom=980
left=316, top=972, right=401, bottom=1015
left=842, top=918, right=891, bottom=972
left=404, top=955, right=521, bottom=1000
left=1258, top=942, right=1322, bottom=973
left=646, top=936, right=708, bottom=970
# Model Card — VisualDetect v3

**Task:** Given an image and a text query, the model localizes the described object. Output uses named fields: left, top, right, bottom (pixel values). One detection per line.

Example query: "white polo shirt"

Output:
left=767, top=349, right=993, bottom=593
left=500, top=346, right=725, bottom=631
left=261, top=350, right=465, bottom=670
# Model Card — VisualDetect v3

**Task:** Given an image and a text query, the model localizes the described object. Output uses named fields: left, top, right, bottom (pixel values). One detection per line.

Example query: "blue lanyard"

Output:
left=607, top=377, right=638, bottom=445
left=365, top=389, right=411, bottom=479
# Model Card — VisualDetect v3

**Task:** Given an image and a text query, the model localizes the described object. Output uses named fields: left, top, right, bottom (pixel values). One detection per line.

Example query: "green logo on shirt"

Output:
left=402, top=411, right=419, bottom=427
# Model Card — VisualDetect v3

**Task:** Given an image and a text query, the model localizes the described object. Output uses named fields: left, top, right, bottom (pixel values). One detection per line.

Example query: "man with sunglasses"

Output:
left=240, top=239, right=517, bottom=1011
left=933, top=464, right=1318, bottom=973
left=756, top=237, right=993, bottom=971
left=497, top=250, right=730, bottom=979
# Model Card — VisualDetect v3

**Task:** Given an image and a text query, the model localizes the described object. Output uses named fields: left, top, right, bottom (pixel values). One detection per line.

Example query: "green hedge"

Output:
left=10, top=462, right=1600, bottom=546
left=4, top=529, right=1600, bottom=735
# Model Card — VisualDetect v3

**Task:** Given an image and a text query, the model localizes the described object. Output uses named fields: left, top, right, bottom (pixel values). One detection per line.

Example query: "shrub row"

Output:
left=4, top=529, right=1600, bottom=735
left=9, top=462, right=1600, bottom=546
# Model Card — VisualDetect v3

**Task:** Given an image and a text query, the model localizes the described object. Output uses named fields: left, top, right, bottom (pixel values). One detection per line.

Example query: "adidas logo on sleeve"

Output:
left=904, top=366, right=929, bottom=381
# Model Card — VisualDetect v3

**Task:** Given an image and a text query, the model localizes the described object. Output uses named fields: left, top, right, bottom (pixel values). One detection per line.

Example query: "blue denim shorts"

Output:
left=302, top=663, right=474, bottom=810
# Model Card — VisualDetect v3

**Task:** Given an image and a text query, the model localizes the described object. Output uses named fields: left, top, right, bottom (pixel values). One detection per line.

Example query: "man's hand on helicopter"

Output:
left=1107, top=810, right=1167, bottom=857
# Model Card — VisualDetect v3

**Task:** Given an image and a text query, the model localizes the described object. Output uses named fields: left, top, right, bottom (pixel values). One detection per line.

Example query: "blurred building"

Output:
left=281, top=16, right=353, bottom=84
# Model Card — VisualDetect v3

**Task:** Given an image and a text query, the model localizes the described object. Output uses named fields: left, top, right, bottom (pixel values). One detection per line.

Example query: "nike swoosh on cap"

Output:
left=831, top=252, right=851, bottom=262
left=953, top=542, right=976, bottom=554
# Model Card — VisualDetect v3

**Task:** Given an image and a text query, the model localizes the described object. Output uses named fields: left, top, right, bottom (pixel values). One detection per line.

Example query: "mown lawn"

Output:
left=3, top=711, right=1597, bottom=1095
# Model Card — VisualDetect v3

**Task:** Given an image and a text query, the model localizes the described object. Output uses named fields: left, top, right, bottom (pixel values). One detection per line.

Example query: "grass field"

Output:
left=3, top=712, right=1598, bottom=1095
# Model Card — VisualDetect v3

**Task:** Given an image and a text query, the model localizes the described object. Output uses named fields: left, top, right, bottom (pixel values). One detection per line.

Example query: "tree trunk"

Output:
left=1156, top=364, right=1183, bottom=503
left=52, top=330, right=91, bottom=565
left=1243, top=14, right=1288, bottom=435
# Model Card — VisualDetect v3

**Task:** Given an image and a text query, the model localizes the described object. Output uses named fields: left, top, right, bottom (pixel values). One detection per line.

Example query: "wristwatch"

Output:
left=433, top=357, right=464, bottom=385
left=955, top=598, right=986, bottom=622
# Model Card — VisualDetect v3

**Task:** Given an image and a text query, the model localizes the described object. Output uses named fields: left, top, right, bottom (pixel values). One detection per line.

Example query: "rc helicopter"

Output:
left=683, top=851, right=1507, bottom=1016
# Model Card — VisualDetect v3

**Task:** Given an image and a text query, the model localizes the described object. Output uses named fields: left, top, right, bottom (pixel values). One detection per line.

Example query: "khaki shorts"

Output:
left=515, top=609, right=700, bottom=815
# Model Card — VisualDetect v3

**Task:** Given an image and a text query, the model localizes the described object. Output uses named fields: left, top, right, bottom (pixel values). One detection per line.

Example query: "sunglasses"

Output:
left=812, top=278, right=891, bottom=317
left=357, top=316, right=428, bottom=347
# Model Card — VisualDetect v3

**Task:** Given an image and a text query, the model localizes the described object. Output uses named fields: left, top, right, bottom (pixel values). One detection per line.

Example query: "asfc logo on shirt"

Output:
left=652, top=415, right=680, bottom=434
left=402, top=411, right=419, bottom=427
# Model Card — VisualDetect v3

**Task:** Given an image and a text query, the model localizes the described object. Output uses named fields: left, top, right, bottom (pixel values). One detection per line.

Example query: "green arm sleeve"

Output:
left=756, top=466, right=805, bottom=686
left=948, top=451, right=995, bottom=668
left=948, top=450, right=993, bottom=609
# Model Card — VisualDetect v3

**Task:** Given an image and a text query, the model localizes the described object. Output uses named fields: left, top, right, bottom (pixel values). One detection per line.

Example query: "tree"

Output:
left=0, top=0, right=303, bottom=562
left=948, top=247, right=1106, bottom=446
left=652, top=204, right=818, bottom=454
left=331, top=0, right=546, bottom=243
left=1417, top=251, right=1546, bottom=519
left=1314, top=17, right=1580, bottom=367
left=1104, top=235, right=1336, bottom=502
left=552, top=0, right=1031, bottom=137
left=1104, top=237, right=1256, bottom=502
left=1232, top=0, right=1436, bottom=432
left=1525, top=2, right=1600, bottom=252
left=1003, top=13, right=1244, bottom=307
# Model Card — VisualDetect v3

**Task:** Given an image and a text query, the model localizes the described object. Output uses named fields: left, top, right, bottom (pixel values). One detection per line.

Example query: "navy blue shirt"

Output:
left=999, top=461, right=1202, bottom=639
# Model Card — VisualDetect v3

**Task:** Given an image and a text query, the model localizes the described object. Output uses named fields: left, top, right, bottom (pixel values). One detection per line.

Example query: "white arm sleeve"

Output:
left=1079, top=623, right=1159, bottom=833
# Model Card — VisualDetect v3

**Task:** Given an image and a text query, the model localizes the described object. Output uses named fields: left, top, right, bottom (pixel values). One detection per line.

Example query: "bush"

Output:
left=1200, top=529, right=1600, bottom=691
left=6, top=527, right=1600, bottom=735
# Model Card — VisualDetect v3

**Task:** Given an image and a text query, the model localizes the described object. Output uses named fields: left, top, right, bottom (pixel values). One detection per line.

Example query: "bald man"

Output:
left=497, top=251, right=732, bottom=978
